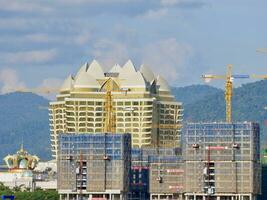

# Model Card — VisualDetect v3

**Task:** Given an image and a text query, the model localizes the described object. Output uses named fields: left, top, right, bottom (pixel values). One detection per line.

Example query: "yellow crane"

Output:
left=202, top=65, right=267, bottom=122
left=202, top=64, right=237, bottom=123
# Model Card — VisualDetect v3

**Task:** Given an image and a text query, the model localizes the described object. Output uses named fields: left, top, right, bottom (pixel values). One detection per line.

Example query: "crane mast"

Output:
left=103, top=78, right=116, bottom=133
left=225, top=65, right=233, bottom=123
left=202, top=64, right=267, bottom=123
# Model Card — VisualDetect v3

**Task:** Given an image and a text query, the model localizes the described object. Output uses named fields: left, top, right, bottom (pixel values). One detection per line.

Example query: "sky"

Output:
left=0, top=0, right=267, bottom=94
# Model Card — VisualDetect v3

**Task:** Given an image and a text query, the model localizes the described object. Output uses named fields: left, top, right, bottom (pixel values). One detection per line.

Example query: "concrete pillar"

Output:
left=67, top=193, right=70, bottom=200
left=194, top=194, right=196, bottom=200
left=203, top=196, right=206, bottom=200
left=217, top=196, right=220, bottom=200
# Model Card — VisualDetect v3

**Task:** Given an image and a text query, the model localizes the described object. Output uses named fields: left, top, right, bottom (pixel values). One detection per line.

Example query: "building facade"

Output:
left=130, top=148, right=184, bottom=200
left=183, top=122, right=261, bottom=200
left=49, top=60, right=183, bottom=158
left=57, top=133, right=131, bottom=200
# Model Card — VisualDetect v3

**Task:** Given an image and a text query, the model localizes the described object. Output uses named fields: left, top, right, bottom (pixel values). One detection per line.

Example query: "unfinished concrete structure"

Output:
left=129, top=148, right=184, bottom=200
left=57, top=133, right=131, bottom=200
left=183, top=122, right=261, bottom=200
left=149, top=150, right=184, bottom=200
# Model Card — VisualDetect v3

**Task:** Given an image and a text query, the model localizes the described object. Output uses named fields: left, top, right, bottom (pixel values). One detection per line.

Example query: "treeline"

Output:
left=0, top=183, right=59, bottom=200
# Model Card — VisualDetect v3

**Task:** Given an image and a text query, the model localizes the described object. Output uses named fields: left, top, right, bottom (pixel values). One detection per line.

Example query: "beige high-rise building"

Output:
left=49, top=60, right=183, bottom=158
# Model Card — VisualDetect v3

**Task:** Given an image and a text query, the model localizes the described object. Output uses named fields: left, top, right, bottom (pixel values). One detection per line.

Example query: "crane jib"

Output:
left=231, top=75, right=250, bottom=79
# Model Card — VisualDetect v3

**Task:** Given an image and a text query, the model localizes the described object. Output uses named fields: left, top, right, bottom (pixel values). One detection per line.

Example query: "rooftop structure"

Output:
left=57, top=133, right=131, bottom=200
left=4, top=144, right=39, bottom=171
left=50, top=60, right=183, bottom=158
left=0, top=145, right=39, bottom=191
left=183, top=122, right=261, bottom=200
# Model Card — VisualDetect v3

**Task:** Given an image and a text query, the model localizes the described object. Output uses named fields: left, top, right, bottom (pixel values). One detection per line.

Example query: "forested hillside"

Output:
left=0, top=92, right=50, bottom=162
left=182, top=80, right=267, bottom=141
left=0, top=80, right=266, bottom=162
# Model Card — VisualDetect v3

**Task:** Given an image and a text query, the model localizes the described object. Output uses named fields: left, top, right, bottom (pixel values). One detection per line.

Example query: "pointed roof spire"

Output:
left=76, top=62, right=89, bottom=79
left=74, top=67, right=100, bottom=89
left=122, top=60, right=136, bottom=73
left=60, top=75, right=73, bottom=91
left=120, top=71, right=147, bottom=88
left=140, top=64, right=155, bottom=83
left=20, top=142, right=24, bottom=152
left=156, top=75, right=170, bottom=91
left=87, top=60, right=105, bottom=79
left=109, top=64, right=122, bottom=73
left=119, top=60, right=137, bottom=79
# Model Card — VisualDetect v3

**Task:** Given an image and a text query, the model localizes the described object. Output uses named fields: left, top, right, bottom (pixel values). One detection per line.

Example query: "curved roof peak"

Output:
left=156, top=75, right=170, bottom=91
left=109, top=64, right=122, bottom=73
left=120, top=71, right=147, bottom=88
left=60, top=75, right=74, bottom=91
left=119, top=60, right=137, bottom=79
left=87, top=60, right=105, bottom=79
left=140, top=64, right=155, bottom=83
left=122, top=60, right=136, bottom=73
left=76, top=62, right=89, bottom=79
left=74, top=68, right=100, bottom=88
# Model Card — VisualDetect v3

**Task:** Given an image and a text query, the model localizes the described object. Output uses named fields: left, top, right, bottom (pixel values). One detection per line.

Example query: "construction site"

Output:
left=53, top=61, right=263, bottom=200
left=57, top=133, right=131, bottom=200
left=183, top=122, right=261, bottom=200
left=49, top=60, right=183, bottom=159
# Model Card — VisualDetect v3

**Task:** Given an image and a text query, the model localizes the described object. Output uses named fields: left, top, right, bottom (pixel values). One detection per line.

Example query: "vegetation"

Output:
left=0, top=81, right=266, bottom=162
left=182, top=80, right=267, bottom=143
left=0, top=183, right=59, bottom=200
left=172, top=84, right=222, bottom=104
left=0, top=92, right=50, bottom=163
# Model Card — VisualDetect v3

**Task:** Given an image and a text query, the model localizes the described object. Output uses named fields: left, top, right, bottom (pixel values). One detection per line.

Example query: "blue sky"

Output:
left=0, top=0, right=267, bottom=93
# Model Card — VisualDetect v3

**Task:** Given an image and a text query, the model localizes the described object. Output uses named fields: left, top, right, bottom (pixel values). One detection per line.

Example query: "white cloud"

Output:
left=142, top=8, right=168, bottom=19
left=39, top=78, right=63, bottom=89
left=141, top=38, right=193, bottom=82
left=0, top=68, right=26, bottom=93
left=160, top=0, right=208, bottom=8
left=24, top=33, right=54, bottom=43
left=160, top=0, right=180, bottom=6
left=0, top=49, right=57, bottom=64
left=91, top=38, right=129, bottom=68
left=0, top=0, right=52, bottom=12
left=74, top=32, right=92, bottom=46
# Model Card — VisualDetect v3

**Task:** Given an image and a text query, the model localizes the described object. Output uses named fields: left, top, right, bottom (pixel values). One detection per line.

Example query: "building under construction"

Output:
left=49, top=60, right=183, bottom=159
left=57, top=133, right=131, bottom=200
left=130, top=148, right=184, bottom=200
left=183, top=122, right=261, bottom=200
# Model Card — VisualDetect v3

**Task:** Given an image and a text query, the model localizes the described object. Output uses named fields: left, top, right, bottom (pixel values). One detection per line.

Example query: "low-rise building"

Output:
left=0, top=145, right=39, bottom=191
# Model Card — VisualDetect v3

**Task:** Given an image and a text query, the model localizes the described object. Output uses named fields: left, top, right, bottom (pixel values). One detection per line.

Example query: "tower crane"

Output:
left=202, top=64, right=267, bottom=123
left=100, top=78, right=117, bottom=133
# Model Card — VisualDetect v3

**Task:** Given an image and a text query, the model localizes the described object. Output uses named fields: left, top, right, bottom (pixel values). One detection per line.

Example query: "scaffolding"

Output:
left=129, top=148, right=184, bottom=200
left=57, top=133, right=131, bottom=200
left=183, top=122, right=261, bottom=200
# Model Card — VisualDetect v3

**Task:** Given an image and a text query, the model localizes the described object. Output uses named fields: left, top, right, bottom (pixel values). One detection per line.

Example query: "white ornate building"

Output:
left=49, top=60, right=183, bottom=158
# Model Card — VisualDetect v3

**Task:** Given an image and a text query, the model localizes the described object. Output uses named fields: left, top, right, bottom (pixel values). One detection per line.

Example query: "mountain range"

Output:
left=0, top=80, right=266, bottom=162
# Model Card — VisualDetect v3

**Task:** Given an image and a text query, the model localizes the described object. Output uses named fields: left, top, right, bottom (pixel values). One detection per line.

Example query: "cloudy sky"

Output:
left=0, top=0, right=267, bottom=93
